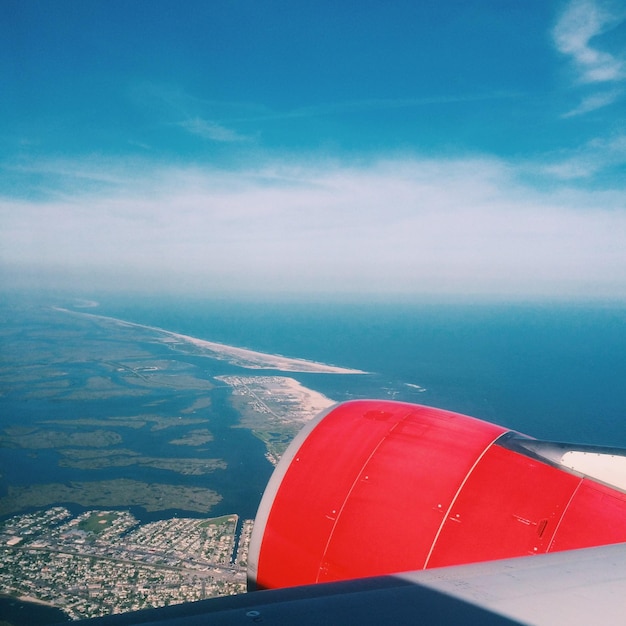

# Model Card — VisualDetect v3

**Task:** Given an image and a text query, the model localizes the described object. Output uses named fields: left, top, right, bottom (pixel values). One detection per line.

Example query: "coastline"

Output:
left=0, top=594, right=69, bottom=626
left=16, top=594, right=56, bottom=607
left=54, top=307, right=367, bottom=374
left=276, top=376, right=335, bottom=420
left=216, top=374, right=336, bottom=464
left=167, top=331, right=367, bottom=374
left=217, top=374, right=336, bottom=422
left=0, top=593, right=57, bottom=608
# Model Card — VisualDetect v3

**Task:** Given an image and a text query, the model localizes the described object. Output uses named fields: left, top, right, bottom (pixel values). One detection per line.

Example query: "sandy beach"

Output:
left=216, top=374, right=336, bottom=464
left=16, top=594, right=57, bottom=607
left=167, top=332, right=366, bottom=374
left=217, top=374, right=335, bottom=422
left=280, top=376, right=336, bottom=420
left=55, top=307, right=367, bottom=374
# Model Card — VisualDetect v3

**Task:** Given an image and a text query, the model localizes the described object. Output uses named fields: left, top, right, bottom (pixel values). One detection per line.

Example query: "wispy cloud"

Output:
left=177, top=117, right=250, bottom=142
left=131, top=83, right=254, bottom=143
left=538, top=133, right=626, bottom=179
left=553, top=0, right=626, bottom=115
left=561, top=88, right=623, bottom=117
left=228, top=92, right=520, bottom=124
left=554, top=0, right=626, bottom=83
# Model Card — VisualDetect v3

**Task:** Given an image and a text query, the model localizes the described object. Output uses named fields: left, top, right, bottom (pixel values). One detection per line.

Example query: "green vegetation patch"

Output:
left=169, top=428, right=214, bottom=446
left=181, top=396, right=212, bottom=414
left=78, top=511, right=119, bottom=533
left=59, top=448, right=140, bottom=460
left=44, top=417, right=147, bottom=430
left=0, top=428, right=122, bottom=449
left=0, top=479, right=222, bottom=516
left=57, top=449, right=226, bottom=474
left=43, top=415, right=210, bottom=431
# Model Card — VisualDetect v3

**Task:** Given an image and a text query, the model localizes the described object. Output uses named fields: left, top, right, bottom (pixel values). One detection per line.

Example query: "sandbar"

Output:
left=167, top=332, right=366, bottom=373
left=54, top=307, right=367, bottom=374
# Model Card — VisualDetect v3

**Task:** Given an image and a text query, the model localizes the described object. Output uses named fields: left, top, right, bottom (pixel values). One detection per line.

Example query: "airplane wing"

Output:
left=403, top=541, right=626, bottom=625
left=69, top=542, right=626, bottom=625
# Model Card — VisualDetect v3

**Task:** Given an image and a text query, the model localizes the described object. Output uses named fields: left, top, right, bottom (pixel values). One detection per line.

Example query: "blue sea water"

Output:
left=0, top=596, right=69, bottom=625
left=95, top=296, right=626, bottom=448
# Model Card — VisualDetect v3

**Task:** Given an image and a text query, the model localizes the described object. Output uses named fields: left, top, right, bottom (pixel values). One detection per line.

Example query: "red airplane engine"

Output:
left=248, top=400, right=626, bottom=590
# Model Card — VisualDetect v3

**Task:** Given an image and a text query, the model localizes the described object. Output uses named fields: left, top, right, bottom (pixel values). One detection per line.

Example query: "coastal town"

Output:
left=0, top=507, right=253, bottom=620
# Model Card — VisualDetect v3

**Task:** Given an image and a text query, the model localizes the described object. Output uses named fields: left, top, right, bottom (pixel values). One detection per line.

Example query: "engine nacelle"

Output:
left=248, top=400, right=626, bottom=590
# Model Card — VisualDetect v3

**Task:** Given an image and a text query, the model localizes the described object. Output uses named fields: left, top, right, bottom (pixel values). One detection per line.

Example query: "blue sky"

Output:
left=1, top=0, right=625, bottom=300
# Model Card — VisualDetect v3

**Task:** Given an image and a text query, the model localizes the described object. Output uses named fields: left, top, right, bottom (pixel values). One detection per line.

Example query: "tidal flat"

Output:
left=0, top=299, right=352, bottom=521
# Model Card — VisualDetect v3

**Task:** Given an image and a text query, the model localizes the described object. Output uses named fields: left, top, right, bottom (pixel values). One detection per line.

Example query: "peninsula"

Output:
left=54, top=307, right=368, bottom=374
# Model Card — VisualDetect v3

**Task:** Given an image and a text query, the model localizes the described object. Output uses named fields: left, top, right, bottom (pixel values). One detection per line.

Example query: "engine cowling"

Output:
left=248, top=400, right=626, bottom=590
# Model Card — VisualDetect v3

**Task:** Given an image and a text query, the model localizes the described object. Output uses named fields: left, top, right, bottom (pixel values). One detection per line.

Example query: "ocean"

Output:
left=95, top=295, right=626, bottom=448
left=0, top=596, right=68, bottom=625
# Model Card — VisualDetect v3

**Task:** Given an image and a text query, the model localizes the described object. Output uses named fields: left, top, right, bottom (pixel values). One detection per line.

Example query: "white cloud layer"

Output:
left=2, top=156, right=626, bottom=299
